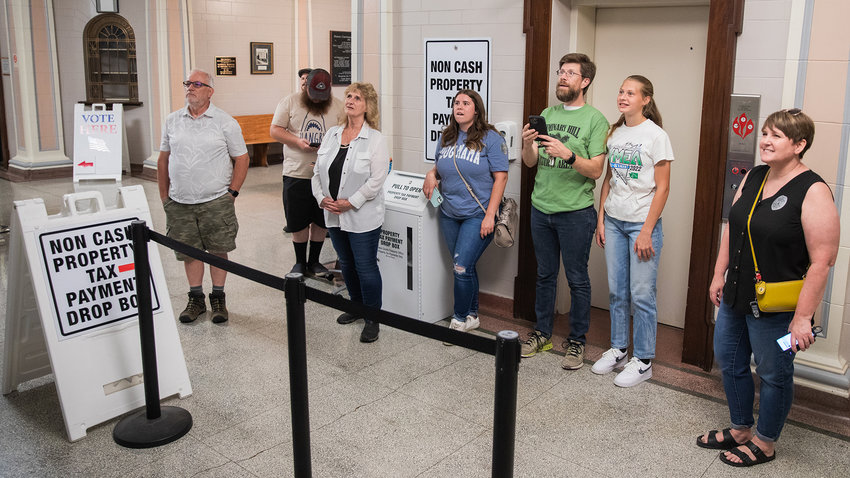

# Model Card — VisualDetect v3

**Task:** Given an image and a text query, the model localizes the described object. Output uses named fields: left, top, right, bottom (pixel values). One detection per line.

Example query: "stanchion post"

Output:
left=113, top=220, right=192, bottom=448
left=285, top=272, right=312, bottom=478
left=132, top=220, right=161, bottom=420
left=491, top=330, right=520, bottom=478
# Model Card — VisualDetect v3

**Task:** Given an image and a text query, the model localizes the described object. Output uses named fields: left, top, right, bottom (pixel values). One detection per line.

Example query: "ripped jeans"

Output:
left=439, top=210, right=493, bottom=322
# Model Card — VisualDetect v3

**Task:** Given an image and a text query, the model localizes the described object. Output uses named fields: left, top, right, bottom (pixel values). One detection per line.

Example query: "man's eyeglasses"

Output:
left=555, top=69, right=582, bottom=79
left=781, top=108, right=802, bottom=116
left=183, top=80, right=211, bottom=89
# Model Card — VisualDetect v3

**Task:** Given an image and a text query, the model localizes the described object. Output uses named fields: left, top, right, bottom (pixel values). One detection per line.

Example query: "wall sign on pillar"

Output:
left=424, top=39, right=491, bottom=162
left=330, top=31, right=351, bottom=85
left=96, top=0, right=119, bottom=14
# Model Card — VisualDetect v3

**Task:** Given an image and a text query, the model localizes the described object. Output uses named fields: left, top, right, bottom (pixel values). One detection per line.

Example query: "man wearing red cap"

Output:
left=271, top=68, right=343, bottom=277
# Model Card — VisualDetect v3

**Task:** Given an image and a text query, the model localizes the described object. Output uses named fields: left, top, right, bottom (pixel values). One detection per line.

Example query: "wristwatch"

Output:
left=227, top=188, right=239, bottom=197
left=566, top=151, right=577, bottom=165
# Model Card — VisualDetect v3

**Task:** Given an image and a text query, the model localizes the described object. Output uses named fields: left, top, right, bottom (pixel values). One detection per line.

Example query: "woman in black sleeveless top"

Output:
left=696, top=109, right=839, bottom=467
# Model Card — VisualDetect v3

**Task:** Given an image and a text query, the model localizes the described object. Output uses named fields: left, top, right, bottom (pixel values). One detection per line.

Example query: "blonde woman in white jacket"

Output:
left=312, top=82, right=389, bottom=343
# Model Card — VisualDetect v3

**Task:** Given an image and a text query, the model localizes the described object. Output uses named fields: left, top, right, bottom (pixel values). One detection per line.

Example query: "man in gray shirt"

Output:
left=157, top=68, right=250, bottom=324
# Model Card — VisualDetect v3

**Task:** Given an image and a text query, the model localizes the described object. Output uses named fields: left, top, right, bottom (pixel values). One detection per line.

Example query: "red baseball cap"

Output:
left=307, top=69, right=331, bottom=101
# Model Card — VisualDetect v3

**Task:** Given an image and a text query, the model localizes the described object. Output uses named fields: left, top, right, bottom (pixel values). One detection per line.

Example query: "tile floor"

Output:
left=1, top=164, right=849, bottom=477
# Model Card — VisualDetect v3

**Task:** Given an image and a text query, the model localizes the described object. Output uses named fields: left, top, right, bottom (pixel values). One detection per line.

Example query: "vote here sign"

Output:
left=73, top=103, right=124, bottom=181
left=38, top=218, right=161, bottom=340
left=424, top=39, right=491, bottom=162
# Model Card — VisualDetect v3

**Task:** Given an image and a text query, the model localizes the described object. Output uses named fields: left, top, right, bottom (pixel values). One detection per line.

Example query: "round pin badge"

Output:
left=771, top=195, right=788, bottom=211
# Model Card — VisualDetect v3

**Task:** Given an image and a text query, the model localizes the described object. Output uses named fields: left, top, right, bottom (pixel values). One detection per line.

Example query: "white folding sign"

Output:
left=73, top=103, right=125, bottom=182
left=3, top=187, right=191, bottom=441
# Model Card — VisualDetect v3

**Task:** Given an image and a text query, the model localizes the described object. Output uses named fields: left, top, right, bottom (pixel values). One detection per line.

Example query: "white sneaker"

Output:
left=613, top=357, right=652, bottom=387
left=591, top=348, right=628, bottom=375
left=443, top=316, right=480, bottom=346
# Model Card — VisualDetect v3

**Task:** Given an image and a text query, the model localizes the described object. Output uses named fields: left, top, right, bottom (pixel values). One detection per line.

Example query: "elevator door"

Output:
left=588, top=6, right=709, bottom=328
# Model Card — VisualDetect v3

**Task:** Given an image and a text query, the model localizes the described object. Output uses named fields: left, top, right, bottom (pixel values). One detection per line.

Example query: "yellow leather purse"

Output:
left=747, top=171, right=805, bottom=313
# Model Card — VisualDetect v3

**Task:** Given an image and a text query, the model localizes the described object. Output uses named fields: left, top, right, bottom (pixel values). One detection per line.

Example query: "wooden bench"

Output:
left=234, top=114, right=275, bottom=167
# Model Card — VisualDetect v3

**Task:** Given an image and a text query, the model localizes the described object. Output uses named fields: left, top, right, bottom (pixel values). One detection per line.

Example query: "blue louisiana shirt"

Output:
left=434, top=129, right=509, bottom=219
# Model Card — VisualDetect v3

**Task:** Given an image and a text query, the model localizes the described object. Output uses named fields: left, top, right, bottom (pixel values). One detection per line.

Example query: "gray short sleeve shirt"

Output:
left=160, top=103, right=248, bottom=204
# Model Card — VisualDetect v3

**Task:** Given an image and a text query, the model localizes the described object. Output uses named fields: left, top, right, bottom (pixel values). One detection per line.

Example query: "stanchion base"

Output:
left=113, top=406, right=193, bottom=449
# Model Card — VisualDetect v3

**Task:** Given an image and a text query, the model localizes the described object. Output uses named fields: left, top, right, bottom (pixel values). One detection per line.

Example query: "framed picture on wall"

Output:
left=250, top=42, right=273, bottom=74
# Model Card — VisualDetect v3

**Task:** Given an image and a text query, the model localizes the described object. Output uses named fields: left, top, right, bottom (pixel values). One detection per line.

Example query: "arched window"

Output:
left=83, top=14, right=138, bottom=103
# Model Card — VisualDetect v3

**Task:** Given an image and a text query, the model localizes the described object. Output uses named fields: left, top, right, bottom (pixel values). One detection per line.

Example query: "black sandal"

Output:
left=696, top=428, right=739, bottom=450
left=719, top=440, right=776, bottom=467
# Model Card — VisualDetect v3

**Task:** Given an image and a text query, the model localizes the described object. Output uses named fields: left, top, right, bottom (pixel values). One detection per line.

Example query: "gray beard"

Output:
left=556, top=86, right=579, bottom=104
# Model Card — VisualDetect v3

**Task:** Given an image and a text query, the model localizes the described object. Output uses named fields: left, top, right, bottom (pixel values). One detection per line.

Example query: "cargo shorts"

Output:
left=163, top=193, right=238, bottom=261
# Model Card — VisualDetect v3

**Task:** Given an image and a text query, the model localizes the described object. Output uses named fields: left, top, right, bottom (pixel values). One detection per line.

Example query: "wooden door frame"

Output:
left=514, top=0, right=551, bottom=320
left=517, top=0, right=744, bottom=371
left=0, top=59, right=9, bottom=170
left=681, top=0, right=744, bottom=370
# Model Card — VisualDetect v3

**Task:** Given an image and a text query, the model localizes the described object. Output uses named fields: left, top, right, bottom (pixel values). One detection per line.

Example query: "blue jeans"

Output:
left=328, top=227, right=382, bottom=318
left=604, top=215, right=663, bottom=359
left=714, top=301, right=796, bottom=442
left=530, top=205, right=596, bottom=342
left=439, top=211, right=493, bottom=322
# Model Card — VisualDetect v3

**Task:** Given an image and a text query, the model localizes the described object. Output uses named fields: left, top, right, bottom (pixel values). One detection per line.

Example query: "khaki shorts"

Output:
left=164, top=194, right=238, bottom=261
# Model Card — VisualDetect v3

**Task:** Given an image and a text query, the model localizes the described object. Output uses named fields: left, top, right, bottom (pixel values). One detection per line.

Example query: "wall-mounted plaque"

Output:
left=215, top=57, right=236, bottom=76
left=330, top=31, right=351, bottom=85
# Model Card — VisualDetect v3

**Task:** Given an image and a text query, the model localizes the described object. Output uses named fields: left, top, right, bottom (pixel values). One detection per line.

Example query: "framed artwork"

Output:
left=250, top=42, right=273, bottom=74
left=96, top=0, right=119, bottom=13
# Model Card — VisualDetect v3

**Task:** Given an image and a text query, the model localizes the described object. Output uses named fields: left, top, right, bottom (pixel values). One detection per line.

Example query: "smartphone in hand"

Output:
left=776, top=332, right=815, bottom=352
left=528, top=115, right=548, bottom=139
left=429, top=188, right=444, bottom=208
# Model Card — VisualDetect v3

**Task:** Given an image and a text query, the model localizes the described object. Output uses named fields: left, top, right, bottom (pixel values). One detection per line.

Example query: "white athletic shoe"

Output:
left=591, top=348, right=628, bottom=375
left=613, top=357, right=652, bottom=387
left=443, top=315, right=480, bottom=346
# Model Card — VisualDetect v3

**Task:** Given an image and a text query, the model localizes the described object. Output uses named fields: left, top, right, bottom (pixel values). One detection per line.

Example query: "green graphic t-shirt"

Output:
left=531, top=104, right=609, bottom=214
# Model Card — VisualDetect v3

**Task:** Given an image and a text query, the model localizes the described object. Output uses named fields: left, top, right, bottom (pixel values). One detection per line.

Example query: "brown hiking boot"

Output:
left=209, top=291, right=229, bottom=324
left=179, top=292, right=206, bottom=323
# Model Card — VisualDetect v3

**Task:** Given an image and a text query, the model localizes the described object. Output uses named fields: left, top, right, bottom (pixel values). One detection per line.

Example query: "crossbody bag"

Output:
left=451, top=152, right=517, bottom=248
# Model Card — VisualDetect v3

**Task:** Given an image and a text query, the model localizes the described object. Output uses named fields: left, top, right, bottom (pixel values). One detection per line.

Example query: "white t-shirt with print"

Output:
left=603, top=119, right=674, bottom=223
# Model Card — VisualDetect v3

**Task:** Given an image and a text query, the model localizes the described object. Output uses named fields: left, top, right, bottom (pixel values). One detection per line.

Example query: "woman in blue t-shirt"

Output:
left=423, top=89, right=508, bottom=339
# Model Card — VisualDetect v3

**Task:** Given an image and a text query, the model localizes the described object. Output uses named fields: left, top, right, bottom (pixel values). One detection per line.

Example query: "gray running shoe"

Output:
left=520, top=331, right=552, bottom=358
left=561, top=340, right=585, bottom=370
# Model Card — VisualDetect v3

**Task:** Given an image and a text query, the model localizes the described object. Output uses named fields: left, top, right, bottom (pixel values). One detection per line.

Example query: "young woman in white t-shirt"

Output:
left=592, top=75, right=674, bottom=387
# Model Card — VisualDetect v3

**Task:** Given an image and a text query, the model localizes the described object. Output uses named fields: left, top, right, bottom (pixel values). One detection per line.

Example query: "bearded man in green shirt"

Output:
left=519, top=53, right=609, bottom=370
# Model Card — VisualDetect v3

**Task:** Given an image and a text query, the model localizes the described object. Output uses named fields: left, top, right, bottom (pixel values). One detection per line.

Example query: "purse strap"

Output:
left=746, top=170, right=769, bottom=281
left=452, top=150, right=488, bottom=214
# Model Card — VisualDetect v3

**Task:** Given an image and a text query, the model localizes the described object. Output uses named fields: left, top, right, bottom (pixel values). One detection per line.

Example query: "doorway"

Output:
left=582, top=6, right=709, bottom=329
